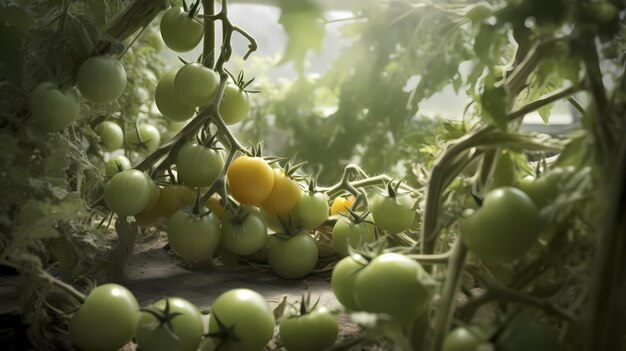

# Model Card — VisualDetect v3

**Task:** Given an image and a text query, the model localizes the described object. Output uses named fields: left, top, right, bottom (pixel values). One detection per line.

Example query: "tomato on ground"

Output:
left=268, top=231, right=318, bottom=279
left=279, top=305, right=339, bottom=351
left=167, top=210, right=221, bottom=261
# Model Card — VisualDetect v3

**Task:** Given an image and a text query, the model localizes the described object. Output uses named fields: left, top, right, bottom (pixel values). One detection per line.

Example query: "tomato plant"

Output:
left=207, top=289, right=275, bottom=351
left=160, top=6, right=203, bottom=53
left=460, top=187, right=543, bottom=263
left=95, top=121, right=124, bottom=151
left=77, top=55, right=127, bottom=104
left=136, top=297, right=205, bottom=351
left=227, top=156, right=274, bottom=205
left=219, top=84, right=250, bottom=125
left=221, top=209, right=268, bottom=256
left=68, top=284, right=139, bottom=351
left=175, top=63, right=219, bottom=107
left=260, top=168, right=302, bottom=215
left=176, top=142, right=224, bottom=188
left=155, top=70, right=196, bottom=122
left=167, top=209, right=221, bottom=261
left=353, top=253, right=432, bottom=323
left=29, top=82, right=80, bottom=132
left=332, top=212, right=376, bottom=256
left=103, top=169, right=153, bottom=216
left=104, top=155, right=131, bottom=177
left=268, top=231, right=318, bottom=279
left=279, top=303, right=339, bottom=351
left=127, top=124, right=161, bottom=153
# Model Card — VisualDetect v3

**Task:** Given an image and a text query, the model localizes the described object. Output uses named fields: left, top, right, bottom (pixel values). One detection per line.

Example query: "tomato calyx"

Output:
left=377, top=178, right=413, bottom=205
left=196, top=128, right=225, bottom=151
left=225, top=69, right=261, bottom=94
left=139, top=298, right=184, bottom=341
left=181, top=0, right=202, bottom=18
left=203, top=311, right=242, bottom=350
left=281, top=155, right=308, bottom=182
left=224, top=205, right=253, bottom=225
left=289, top=292, right=321, bottom=318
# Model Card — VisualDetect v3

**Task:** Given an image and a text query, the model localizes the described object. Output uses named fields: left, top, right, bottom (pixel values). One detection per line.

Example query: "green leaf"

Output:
left=277, top=0, right=325, bottom=74
left=480, top=83, right=508, bottom=129
left=0, top=23, right=25, bottom=86
left=474, top=24, right=497, bottom=64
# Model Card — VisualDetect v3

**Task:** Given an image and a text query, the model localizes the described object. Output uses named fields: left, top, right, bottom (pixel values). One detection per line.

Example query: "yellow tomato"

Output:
left=227, top=156, right=274, bottom=205
left=260, top=169, right=302, bottom=215
left=330, top=195, right=355, bottom=216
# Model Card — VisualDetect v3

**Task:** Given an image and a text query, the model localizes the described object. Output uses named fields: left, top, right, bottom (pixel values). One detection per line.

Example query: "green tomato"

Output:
left=104, top=155, right=131, bottom=177
left=370, top=194, right=415, bottom=234
left=77, top=55, right=127, bottom=104
left=156, top=70, right=196, bottom=122
left=219, top=84, right=250, bottom=125
left=279, top=306, right=339, bottom=351
left=460, top=187, right=542, bottom=263
left=221, top=210, right=268, bottom=256
left=175, top=63, right=219, bottom=107
left=291, top=191, right=329, bottom=229
left=160, top=6, right=203, bottom=52
left=259, top=208, right=291, bottom=233
left=136, top=297, right=204, bottom=351
left=127, top=124, right=161, bottom=153
left=268, top=231, right=318, bottom=279
left=496, top=315, right=561, bottom=351
left=175, top=142, right=224, bottom=188
left=68, top=284, right=139, bottom=351
left=207, top=289, right=275, bottom=351
left=332, top=215, right=376, bottom=257
left=95, top=121, right=124, bottom=151
left=29, top=82, right=80, bottom=132
left=330, top=254, right=365, bottom=311
left=167, top=210, right=221, bottom=261
left=443, top=327, right=489, bottom=351
left=104, top=169, right=153, bottom=216
left=517, top=167, right=575, bottom=209
left=353, top=252, right=431, bottom=323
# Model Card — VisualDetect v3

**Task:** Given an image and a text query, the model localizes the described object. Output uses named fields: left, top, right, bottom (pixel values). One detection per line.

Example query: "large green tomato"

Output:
left=167, top=210, right=221, bottom=261
left=29, top=82, right=80, bottom=131
left=77, top=55, right=127, bottom=104
left=127, top=124, right=161, bottom=153
left=370, top=193, right=415, bottom=233
left=175, top=63, right=219, bottom=107
left=279, top=306, right=339, bottom=351
left=221, top=210, right=268, bottom=256
left=291, top=191, right=329, bottom=229
left=68, top=284, right=139, bottom=351
left=517, top=166, right=575, bottom=209
left=95, top=121, right=124, bottom=151
left=353, top=253, right=432, bottom=323
left=219, top=84, right=250, bottom=125
left=330, top=254, right=365, bottom=310
left=103, top=169, right=153, bottom=216
left=175, top=142, right=224, bottom=188
left=160, top=6, right=203, bottom=52
left=207, top=289, right=275, bottom=351
left=443, top=327, right=489, bottom=351
left=268, top=231, right=318, bottom=279
left=460, top=187, right=542, bottom=263
left=155, top=70, right=196, bottom=122
left=136, top=297, right=204, bottom=351
left=104, top=155, right=131, bottom=177
left=332, top=215, right=376, bottom=256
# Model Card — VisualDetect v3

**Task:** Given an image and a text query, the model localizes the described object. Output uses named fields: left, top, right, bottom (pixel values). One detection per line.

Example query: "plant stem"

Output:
left=202, top=0, right=216, bottom=68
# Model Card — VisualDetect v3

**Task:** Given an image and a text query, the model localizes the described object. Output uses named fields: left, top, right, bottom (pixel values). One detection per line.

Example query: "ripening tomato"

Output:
left=167, top=210, right=221, bottom=261
left=353, top=253, right=432, bottom=323
left=176, top=142, right=224, bottom=188
left=135, top=297, right=204, bottom=351
left=227, top=156, right=274, bottom=205
left=460, top=187, right=542, bottom=263
left=160, top=6, right=203, bottom=52
left=279, top=306, right=339, bottom=351
left=134, top=184, right=196, bottom=227
left=219, top=84, right=250, bottom=125
left=291, top=191, right=329, bottom=229
left=268, top=231, right=318, bottom=279
left=77, top=55, right=127, bottom=104
left=127, top=124, right=161, bottom=153
left=29, top=82, right=80, bottom=131
left=175, top=63, right=219, bottom=107
left=155, top=70, right=196, bottom=122
left=330, top=195, right=355, bottom=216
left=104, top=170, right=153, bottom=216
left=104, top=155, right=131, bottom=177
left=260, top=169, right=302, bottom=215
left=207, top=289, right=275, bottom=351
left=95, top=121, right=124, bottom=151
left=69, top=284, right=139, bottom=351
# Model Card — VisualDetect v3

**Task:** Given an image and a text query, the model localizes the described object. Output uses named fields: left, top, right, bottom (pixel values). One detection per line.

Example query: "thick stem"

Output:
left=202, top=0, right=216, bottom=68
